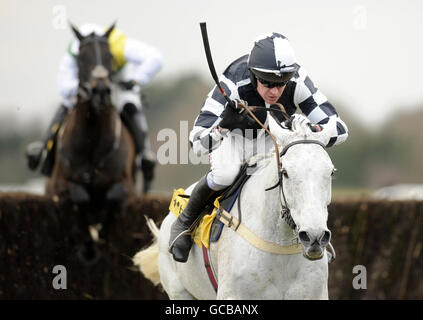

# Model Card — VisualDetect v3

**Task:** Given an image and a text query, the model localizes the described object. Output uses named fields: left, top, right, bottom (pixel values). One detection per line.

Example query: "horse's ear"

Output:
left=104, top=21, right=116, bottom=39
left=69, top=22, right=84, bottom=41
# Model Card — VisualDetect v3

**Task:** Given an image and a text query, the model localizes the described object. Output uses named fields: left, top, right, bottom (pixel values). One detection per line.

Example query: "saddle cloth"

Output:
left=169, top=164, right=255, bottom=249
left=169, top=188, right=219, bottom=249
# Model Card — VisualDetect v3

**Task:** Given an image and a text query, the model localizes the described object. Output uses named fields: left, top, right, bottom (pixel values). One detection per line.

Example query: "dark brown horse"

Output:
left=46, top=23, right=135, bottom=265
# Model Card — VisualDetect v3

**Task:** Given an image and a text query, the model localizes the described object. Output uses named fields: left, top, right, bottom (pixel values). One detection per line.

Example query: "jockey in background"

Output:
left=26, top=23, right=163, bottom=193
left=169, top=32, right=349, bottom=263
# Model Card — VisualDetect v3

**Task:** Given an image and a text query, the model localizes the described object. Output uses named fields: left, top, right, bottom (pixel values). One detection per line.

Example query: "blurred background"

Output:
left=1, top=0, right=422, bottom=197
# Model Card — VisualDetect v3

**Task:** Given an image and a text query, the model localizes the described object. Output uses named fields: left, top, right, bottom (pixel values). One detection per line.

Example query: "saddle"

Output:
left=169, top=162, right=257, bottom=248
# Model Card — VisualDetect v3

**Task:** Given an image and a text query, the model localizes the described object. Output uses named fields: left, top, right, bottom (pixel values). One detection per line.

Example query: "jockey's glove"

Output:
left=287, top=114, right=323, bottom=133
left=210, top=126, right=228, bottom=140
left=218, top=99, right=257, bottom=130
left=233, top=99, right=248, bottom=113
left=290, top=114, right=311, bottom=132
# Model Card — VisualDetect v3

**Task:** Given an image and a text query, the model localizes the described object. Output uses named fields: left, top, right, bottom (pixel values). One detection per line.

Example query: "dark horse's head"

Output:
left=70, top=23, right=115, bottom=113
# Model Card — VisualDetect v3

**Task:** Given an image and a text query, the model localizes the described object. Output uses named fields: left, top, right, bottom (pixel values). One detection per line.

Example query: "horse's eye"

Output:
left=282, top=169, right=289, bottom=178
left=331, top=168, right=337, bottom=177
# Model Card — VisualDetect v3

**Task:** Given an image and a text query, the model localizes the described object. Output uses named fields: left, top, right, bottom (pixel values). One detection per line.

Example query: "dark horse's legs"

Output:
left=99, top=182, right=129, bottom=240
left=98, top=201, right=123, bottom=242
left=69, top=182, right=128, bottom=266
left=68, top=182, right=101, bottom=266
left=75, top=202, right=101, bottom=267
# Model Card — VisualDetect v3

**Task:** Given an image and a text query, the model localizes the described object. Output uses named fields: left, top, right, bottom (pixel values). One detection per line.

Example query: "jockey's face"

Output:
left=256, top=80, right=286, bottom=104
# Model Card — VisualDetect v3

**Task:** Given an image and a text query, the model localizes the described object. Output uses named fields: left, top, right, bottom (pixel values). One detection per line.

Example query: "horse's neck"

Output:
left=66, top=101, right=118, bottom=155
left=240, top=154, right=296, bottom=243
left=74, top=101, right=116, bottom=136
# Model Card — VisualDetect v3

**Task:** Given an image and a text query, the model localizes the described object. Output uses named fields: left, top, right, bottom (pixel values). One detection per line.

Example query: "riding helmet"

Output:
left=248, top=33, right=299, bottom=86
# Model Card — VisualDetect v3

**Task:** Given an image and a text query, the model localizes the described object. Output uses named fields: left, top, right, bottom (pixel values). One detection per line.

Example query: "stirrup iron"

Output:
left=168, top=229, right=192, bottom=253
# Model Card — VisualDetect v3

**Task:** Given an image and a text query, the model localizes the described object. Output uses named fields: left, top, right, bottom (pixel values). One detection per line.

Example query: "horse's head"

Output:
left=268, top=115, right=338, bottom=260
left=70, top=23, right=115, bottom=112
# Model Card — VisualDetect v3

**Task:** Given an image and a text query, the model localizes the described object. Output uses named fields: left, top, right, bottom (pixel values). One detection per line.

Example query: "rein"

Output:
left=237, top=102, right=327, bottom=230
left=265, top=139, right=327, bottom=230
left=238, top=102, right=288, bottom=173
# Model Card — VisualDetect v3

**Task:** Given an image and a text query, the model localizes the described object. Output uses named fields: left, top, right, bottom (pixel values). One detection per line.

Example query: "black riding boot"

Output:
left=121, top=103, right=145, bottom=153
left=25, top=104, right=68, bottom=175
left=140, top=150, right=156, bottom=194
left=169, top=175, right=216, bottom=262
left=121, top=103, right=155, bottom=193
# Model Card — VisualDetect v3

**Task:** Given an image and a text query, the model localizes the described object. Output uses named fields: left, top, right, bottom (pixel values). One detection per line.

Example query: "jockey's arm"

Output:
left=189, top=75, right=239, bottom=156
left=57, top=53, right=79, bottom=107
left=123, top=39, right=163, bottom=86
left=293, top=67, right=349, bottom=147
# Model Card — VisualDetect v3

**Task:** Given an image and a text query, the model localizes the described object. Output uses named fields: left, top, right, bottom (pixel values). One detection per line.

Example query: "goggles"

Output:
left=251, top=69, right=296, bottom=88
left=257, top=77, right=288, bottom=88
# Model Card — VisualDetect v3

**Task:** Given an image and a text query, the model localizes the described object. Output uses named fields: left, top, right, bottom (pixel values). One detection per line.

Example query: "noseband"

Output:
left=265, top=139, right=327, bottom=230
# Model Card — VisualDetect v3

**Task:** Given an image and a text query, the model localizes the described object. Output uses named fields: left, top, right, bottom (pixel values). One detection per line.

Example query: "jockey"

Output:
left=26, top=23, right=163, bottom=193
left=169, top=32, right=349, bottom=262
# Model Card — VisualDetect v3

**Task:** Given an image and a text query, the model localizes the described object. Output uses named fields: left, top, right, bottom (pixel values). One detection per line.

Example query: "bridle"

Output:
left=239, top=103, right=327, bottom=231
left=77, top=36, right=112, bottom=102
left=265, top=139, right=327, bottom=230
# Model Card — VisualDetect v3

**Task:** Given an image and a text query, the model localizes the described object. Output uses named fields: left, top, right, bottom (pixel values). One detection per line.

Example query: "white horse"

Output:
left=134, top=115, right=338, bottom=299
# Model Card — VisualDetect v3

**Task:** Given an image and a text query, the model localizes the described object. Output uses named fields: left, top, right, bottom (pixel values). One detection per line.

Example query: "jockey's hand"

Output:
left=219, top=99, right=254, bottom=130
left=118, top=80, right=138, bottom=90
left=212, top=126, right=229, bottom=139
left=233, top=99, right=248, bottom=113
left=290, top=114, right=311, bottom=132
left=285, top=114, right=324, bottom=132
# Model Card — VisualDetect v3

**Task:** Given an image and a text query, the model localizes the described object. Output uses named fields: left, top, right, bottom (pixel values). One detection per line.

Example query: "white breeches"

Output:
left=206, top=130, right=274, bottom=191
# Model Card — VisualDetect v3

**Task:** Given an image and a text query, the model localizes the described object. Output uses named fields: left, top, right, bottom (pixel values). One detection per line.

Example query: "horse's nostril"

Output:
left=319, top=231, right=331, bottom=246
left=299, top=231, right=311, bottom=244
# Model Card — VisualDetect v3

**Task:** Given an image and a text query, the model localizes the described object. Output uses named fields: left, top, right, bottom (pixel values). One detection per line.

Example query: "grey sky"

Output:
left=1, top=0, right=422, bottom=130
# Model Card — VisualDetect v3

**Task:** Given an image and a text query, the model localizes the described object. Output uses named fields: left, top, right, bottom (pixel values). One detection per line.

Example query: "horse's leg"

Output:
left=75, top=201, right=101, bottom=266
left=67, top=182, right=101, bottom=266
left=99, top=200, right=120, bottom=241
left=213, top=228, right=275, bottom=300
left=284, top=257, right=329, bottom=300
left=99, top=182, right=129, bottom=241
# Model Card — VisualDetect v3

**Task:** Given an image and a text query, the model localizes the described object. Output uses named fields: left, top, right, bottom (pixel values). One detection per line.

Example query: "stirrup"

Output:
left=327, top=242, right=336, bottom=263
left=168, top=229, right=192, bottom=253
left=168, top=213, right=204, bottom=254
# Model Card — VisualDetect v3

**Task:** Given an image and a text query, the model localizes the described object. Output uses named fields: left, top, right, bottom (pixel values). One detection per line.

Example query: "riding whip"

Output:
left=200, top=22, right=236, bottom=110
left=199, top=22, right=283, bottom=172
